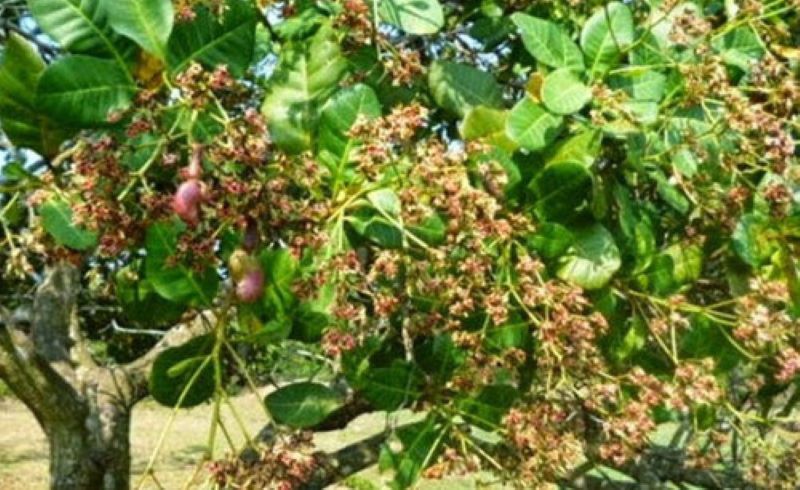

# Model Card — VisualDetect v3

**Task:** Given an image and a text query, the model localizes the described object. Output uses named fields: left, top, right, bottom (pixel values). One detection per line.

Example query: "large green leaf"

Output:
left=39, top=199, right=97, bottom=251
left=379, top=0, right=444, bottom=35
left=265, top=382, right=343, bottom=428
left=506, top=98, right=563, bottom=151
left=558, top=224, right=621, bottom=290
left=541, top=68, right=592, bottom=115
left=150, top=334, right=215, bottom=408
left=28, top=0, right=133, bottom=69
left=261, top=24, right=348, bottom=153
left=580, top=2, right=634, bottom=78
left=106, top=0, right=173, bottom=59
left=0, top=34, right=69, bottom=157
left=318, top=84, right=381, bottom=182
left=144, top=220, right=219, bottom=305
left=36, top=55, right=137, bottom=127
left=167, top=0, right=257, bottom=76
left=428, top=61, right=504, bottom=117
left=511, top=13, right=584, bottom=70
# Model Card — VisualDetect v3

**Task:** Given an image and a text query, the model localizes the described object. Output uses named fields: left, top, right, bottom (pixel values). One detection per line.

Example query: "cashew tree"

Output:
left=2, top=0, right=800, bottom=489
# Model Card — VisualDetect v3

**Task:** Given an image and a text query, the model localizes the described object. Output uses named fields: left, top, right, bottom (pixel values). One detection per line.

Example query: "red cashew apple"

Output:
left=172, top=179, right=203, bottom=224
left=236, top=268, right=265, bottom=303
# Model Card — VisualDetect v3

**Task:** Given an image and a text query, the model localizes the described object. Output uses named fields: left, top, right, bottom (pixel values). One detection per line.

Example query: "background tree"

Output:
left=1, top=0, right=800, bottom=489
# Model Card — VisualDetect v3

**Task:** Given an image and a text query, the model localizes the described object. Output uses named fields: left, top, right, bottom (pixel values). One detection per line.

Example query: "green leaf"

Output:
left=415, top=334, right=465, bottom=382
left=541, top=68, right=592, bottom=115
left=529, top=161, right=592, bottom=222
left=733, top=213, right=777, bottom=267
left=379, top=0, right=444, bottom=35
left=149, top=334, right=215, bottom=408
left=145, top=220, right=219, bottom=305
left=361, top=361, right=422, bottom=410
left=261, top=24, right=348, bottom=153
left=36, top=55, right=137, bottom=127
left=39, top=199, right=97, bottom=251
left=265, top=382, right=343, bottom=428
left=115, top=264, right=185, bottom=327
left=318, top=84, right=381, bottom=180
left=456, top=384, right=518, bottom=430
left=428, top=61, right=504, bottom=117
left=167, top=0, right=257, bottom=76
left=106, top=0, right=173, bottom=59
left=528, top=222, right=575, bottom=259
left=711, top=25, right=765, bottom=71
left=510, top=13, right=584, bottom=70
left=506, top=98, right=563, bottom=151
left=558, top=224, right=621, bottom=290
left=580, top=2, right=634, bottom=78
left=545, top=129, right=602, bottom=167
left=609, top=70, right=667, bottom=102
left=0, top=33, right=70, bottom=157
left=408, top=212, right=446, bottom=246
left=381, top=416, right=446, bottom=489
left=460, top=105, right=518, bottom=153
left=368, top=189, right=402, bottom=217
left=28, top=0, right=132, bottom=64
left=484, top=319, right=530, bottom=352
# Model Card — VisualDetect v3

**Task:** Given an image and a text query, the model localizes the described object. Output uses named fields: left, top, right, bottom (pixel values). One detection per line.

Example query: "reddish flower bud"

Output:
left=236, top=268, right=264, bottom=303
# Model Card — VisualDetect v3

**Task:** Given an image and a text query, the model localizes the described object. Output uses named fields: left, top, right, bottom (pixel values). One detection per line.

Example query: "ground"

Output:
left=0, top=392, right=490, bottom=489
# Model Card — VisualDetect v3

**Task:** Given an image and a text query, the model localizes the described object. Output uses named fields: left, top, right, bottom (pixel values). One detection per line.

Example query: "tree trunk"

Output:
left=45, top=398, right=131, bottom=490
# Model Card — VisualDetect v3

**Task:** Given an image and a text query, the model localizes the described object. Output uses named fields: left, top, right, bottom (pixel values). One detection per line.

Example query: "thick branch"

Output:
left=307, top=432, right=387, bottom=489
left=0, top=313, right=86, bottom=427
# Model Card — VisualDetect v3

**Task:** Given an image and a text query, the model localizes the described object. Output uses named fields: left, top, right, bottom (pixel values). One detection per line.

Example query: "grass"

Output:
left=0, top=391, right=492, bottom=489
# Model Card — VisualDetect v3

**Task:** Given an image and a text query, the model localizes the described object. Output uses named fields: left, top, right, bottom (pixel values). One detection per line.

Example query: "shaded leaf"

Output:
left=261, top=24, right=347, bottom=153
left=167, top=0, right=257, bottom=76
left=36, top=55, right=137, bottom=127
left=150, top=334, right=215, bottom=408
left=428, top=61, right=504, bottom=117
left=265, top=382, right=343, bottom=428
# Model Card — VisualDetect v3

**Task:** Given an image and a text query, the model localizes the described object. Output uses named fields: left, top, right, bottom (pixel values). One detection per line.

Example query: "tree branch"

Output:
left=0, top=308, right=86, bottom=427
left=307, top=432, right=387, bottom=489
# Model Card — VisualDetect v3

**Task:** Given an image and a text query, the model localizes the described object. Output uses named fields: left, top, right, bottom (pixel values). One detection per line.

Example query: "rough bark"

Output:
left=0, top=263, right=211, bottom=490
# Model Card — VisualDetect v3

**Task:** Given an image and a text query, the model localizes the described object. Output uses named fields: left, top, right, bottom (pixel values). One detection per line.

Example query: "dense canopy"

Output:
left=1, top=0, right=800, bottom=488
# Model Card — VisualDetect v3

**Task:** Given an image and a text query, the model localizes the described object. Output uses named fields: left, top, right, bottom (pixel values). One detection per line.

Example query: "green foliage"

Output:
left=166, top=0, right=257, bottom=75
left=261, top=23, right=347, bottom=152
left=149, top=334, right=215, bottom=408
left=379, top=0, right=444, bottom=35
left=264, top=381, right=343, bottom=428
left=3, top=1, right=800, bottom=488
left=39, top=199, right=97, bottom=250
left=0, top=34, right=69, bottom=157
left=106, top=0, right=173, bottom=59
